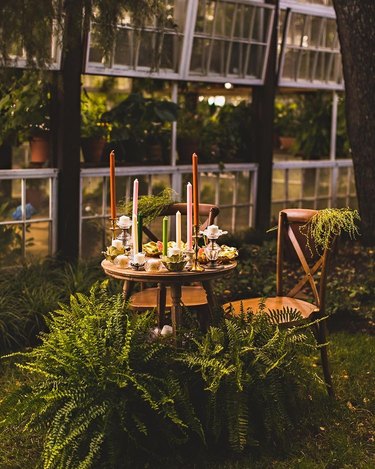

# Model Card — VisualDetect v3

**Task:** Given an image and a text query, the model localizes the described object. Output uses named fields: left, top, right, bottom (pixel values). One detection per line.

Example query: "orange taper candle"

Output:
left=109, top=150, right=116, bottom=219
left=192, top=153, right=199, bottom=227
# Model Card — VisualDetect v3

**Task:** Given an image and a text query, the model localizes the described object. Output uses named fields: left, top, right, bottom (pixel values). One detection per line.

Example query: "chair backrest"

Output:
left=142, top=203, right=220, bottom=242
left=276, top=208, right=336, bottom=312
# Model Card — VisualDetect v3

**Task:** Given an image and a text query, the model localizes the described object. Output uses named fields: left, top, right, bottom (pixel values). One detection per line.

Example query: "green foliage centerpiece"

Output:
left=119, top=187, right=176, bottom=225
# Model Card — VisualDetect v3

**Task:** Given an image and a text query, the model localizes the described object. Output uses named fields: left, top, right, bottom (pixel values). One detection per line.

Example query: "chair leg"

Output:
left=315, top=319, right=335, bottom=398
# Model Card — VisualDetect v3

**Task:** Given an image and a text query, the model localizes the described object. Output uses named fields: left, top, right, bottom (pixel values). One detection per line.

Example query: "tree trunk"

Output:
left=56, top=0, right=84, bottom=261
left=333, top=0, right=375, bottom=245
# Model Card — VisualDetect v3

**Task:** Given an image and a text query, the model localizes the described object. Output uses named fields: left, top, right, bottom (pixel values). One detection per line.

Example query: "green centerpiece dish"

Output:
left=161, top=254, right=187, bottom=272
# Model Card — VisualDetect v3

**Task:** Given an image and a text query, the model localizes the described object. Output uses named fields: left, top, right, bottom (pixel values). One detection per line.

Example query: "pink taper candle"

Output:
left=109, top=150, right=116, bottom=219
left=132, top=178, right=139, bottom=216
left=192, top=153, right=199, bottom=227
left=187, top=182, right=193, bottom=250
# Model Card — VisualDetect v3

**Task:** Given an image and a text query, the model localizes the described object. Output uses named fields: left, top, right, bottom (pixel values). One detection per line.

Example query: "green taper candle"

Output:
left=162, top=216, right=168, bottom=256
left=137, top=213, right=143, bottom=253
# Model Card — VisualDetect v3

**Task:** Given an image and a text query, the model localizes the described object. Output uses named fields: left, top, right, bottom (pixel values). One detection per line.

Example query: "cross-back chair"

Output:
left=124, top=203, right=220, bottom=326
left=224, top=209, right=336, bottom=397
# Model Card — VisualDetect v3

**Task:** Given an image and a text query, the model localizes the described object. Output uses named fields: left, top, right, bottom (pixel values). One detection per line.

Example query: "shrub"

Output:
left=0, top=286, right=322, bottom=467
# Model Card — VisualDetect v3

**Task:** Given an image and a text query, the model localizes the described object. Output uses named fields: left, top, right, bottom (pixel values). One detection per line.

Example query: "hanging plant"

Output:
left=300, top=208, right=360, bottom=254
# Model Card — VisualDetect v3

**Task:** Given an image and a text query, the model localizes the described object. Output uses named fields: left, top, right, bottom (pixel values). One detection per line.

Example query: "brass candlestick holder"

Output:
left=109, top=217, right=120, bottom=240
left=191, top=225, right=205, bottom=272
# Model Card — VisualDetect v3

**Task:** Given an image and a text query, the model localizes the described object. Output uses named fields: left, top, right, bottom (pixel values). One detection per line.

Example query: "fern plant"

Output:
left=180, top=309, right=321, bottom=453
left=0, top=285, right=202, bottom=468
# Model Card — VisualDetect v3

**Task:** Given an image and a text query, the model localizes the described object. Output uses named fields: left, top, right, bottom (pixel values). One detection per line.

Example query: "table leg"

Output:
left=157, top=284, right=167, bottom=328
left=123, top=280, right=135, bottom=302
left=202, top=280, right=216, bottom=324
left=170, top=284, right=182, bottom=336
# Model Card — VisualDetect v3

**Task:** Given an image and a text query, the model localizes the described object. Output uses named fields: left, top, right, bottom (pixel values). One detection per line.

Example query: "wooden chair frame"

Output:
left=226, top=208, right=336, bottom=397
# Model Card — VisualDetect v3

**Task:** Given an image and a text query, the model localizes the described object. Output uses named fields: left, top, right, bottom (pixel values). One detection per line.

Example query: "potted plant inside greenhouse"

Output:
left=80, top=90, right=111, bottom=164
left=0, top=71, right=51, bottom=167
left=102, top=92, right=178, bottom=165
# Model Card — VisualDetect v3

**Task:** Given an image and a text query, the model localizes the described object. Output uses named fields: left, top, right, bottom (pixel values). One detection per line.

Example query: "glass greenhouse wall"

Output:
left=0, top=0, right=355, bottom=264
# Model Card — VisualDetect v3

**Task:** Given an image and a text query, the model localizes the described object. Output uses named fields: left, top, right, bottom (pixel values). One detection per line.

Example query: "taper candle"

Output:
left=162, top=216, right=168, bottom=256
left=132, top=178, right=139, bottom=217
left=109, top=150, right=116, bottom=219
left=132, top=218, right=138, bottom=254
left=137, top=213, right=143, bottom=253
left=176, top=210, right=181, bottom=249
left=186, top=182, right=193, bottom=250
left=192, top=153, right=199, bottom=227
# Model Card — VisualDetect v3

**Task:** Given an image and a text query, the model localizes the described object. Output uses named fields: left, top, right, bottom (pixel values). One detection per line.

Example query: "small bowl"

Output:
left=145, top=258, right=162, bottom=272
left=161, top=260, right=187, bottom=272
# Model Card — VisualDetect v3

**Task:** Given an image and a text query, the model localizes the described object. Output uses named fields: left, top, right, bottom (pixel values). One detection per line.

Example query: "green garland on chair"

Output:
left=119, top=187, right=177, bottom=225
left=300, top=208, right=360, bottom=254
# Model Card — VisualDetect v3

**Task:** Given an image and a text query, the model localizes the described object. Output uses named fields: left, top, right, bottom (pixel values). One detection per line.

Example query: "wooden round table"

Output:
left=101, top=259, right=237, bottom=334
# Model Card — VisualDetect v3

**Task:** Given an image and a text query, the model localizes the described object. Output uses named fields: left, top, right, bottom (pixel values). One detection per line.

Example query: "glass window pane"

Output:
left=237, top=173, right=251, bottom=204
left=81, top=218, right=106, bottom=259
left=246, top=45, right=266, bottom=77
left=219, top=174, right=235, bottom=206
left=82, top=177, right=103, bottom=217
left=0, top=179, right=21, bottom=222
left=26, top=179, right=50, bottom=219
left=26, top=221, right=51, bottom=259
left=190, top=38, right=208, bottom=74
left=0, top=224, right=23, bottom=264
left=114, top=29, right=132, bottom=66
left=200, top=174, right=216, bottom=204
left=218, top=207, right=232, bottom=231
left=236, top=206, right=250, bottom=231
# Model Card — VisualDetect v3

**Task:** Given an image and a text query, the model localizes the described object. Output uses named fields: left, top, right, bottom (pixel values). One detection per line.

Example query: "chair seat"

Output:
left=224, top=296, right=318, bottom=321
left=130, top=286, right=208, bottom=310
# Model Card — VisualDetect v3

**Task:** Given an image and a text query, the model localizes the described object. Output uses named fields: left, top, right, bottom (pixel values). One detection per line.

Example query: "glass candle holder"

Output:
left=204, top=239, right=221, bottom=269
left=117, top=216, right=132, bottom=253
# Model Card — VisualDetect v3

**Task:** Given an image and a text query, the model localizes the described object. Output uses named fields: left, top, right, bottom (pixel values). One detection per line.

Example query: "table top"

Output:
left=101, top=259, right=237, bottom=284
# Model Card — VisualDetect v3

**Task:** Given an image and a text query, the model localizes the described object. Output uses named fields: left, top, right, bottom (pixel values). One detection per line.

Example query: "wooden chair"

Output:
left=124, top=203, right=220, bottom=326
left=224, top=208, right=336, bottom=397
